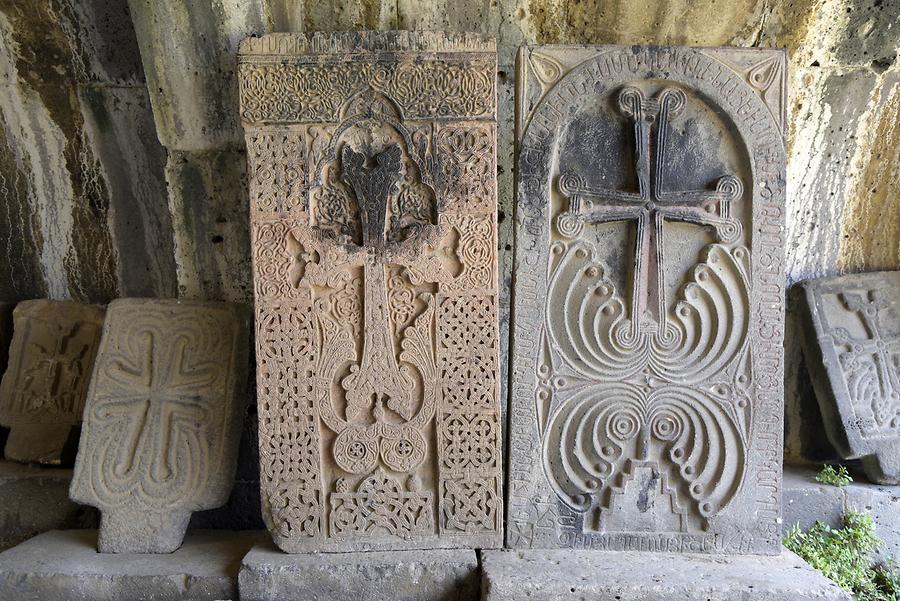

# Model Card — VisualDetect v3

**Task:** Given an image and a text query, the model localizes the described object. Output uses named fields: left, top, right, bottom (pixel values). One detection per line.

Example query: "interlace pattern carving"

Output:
left=241, top=32, right=501, bottom=552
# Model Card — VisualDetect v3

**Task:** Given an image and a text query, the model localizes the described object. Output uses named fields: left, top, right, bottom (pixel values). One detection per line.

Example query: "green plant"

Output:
left=816, top=464, right=853, bottom=487
left=784, top=510, right=900, bottom=601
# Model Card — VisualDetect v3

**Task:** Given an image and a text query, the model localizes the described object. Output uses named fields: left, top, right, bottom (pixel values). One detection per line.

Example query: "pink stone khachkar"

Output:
left=239, top=31, right=503, bottom=552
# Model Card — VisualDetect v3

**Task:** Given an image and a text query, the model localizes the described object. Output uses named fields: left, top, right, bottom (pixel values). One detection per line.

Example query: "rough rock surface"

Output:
left=800, top=271, right=900, bottom=484
left=481, top=548, right=852, bottom=600
left=0, top=529, right=262, bottom=601
left=0, top=300, right=104, bottom=465
left=70, top=299, right=248, bottom=553
left=239, top=543, right=479, bottom=601
left=0, top=461, right=96, bottom=552
left=783, top=466, right=900, bottom=561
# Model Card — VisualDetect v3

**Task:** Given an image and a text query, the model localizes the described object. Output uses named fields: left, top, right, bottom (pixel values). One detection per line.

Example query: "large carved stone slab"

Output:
left=239, top=32, right=502, bottom=552
left=70, top=299, right=248, bottom=553
left=509, top=46, right=787, bottom=554
left=0, top=300, right=105, bottom=465
left=800, top=271, right=900, bottom=484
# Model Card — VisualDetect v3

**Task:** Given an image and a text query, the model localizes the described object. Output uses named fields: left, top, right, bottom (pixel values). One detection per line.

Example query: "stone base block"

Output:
left=0, top=460, right=96, bottom=551
left=239, top=542, right=479, bottom=601
left=481, top=548, right=851, bottom=601
left=0, top=529, right=263, bottom=601
left=784, top=466, right=900, bottom=560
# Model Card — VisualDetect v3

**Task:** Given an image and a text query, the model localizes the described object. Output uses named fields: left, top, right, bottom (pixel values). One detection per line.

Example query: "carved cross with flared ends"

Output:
left=558, top=86, right=743, bottom=335
left=834, top=290, right=900, bottom=428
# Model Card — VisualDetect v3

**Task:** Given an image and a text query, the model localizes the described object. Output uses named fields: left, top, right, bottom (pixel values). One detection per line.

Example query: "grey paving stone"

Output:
left=481, top=548, right=852, bottom=600
left=784, top=465, right=900, bottom=561
left=0, top=529, right=262, bottom=601
left=239, top=542, right=479, bottom=601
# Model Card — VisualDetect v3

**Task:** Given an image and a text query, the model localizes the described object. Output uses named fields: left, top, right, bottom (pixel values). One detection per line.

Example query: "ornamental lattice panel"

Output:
left=239, top=32, right=502, bottom=552
left=508, top=45, right=787, bottom=554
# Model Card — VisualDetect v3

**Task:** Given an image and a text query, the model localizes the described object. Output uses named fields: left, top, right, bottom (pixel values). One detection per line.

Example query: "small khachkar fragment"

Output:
left=801, top=270, right=900, bottom=485
left=70, top=299, right=248, bottom=553
left=508, top=45, right=787, bottom=554
left=0, top=300, right=105, bottom=465
left=239, top=31, right=502, bottom=552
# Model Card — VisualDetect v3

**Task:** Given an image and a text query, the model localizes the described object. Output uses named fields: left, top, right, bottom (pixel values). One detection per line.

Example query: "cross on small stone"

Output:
left=558, top=85, right=744, bottom=335
left=835, top=290, right=900, bottom=423
left=102, top=333, right=213, bottom=483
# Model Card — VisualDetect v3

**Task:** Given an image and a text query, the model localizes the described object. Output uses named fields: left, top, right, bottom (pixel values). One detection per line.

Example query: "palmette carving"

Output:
left=510, top=45, right=786, bottom=554
left=241, top=32, right=501, bottom=552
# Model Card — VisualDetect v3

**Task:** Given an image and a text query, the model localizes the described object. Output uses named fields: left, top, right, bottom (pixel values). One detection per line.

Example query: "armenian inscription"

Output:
left=70, top=299, right=247, bottom=553
left=509, top=45, right=787, bottom=554
left=239, top=32, right=502, bottom=552
left=0, top=300, right=104, bottom=465
left=801, top=271, right=900, bottom=485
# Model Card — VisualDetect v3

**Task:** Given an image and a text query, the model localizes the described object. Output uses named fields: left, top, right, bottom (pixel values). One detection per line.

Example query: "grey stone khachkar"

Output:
left=239, top=31, right=503, bottom=553
left=70, top=299, right=248, bottom=553
left=508, top=45, right=788, bottom=554
left=0, top=300, right=105, bottom=465
left=800, top=271, right=900, bottom=484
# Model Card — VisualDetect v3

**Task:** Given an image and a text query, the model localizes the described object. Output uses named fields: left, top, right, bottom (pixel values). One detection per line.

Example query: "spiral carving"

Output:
left=542, top=382, right=745, bottom=530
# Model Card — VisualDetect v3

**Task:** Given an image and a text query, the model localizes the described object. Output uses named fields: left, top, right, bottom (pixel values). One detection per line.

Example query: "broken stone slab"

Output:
left=238, top=542, right=479, bottom=601
left=0, top=460, right=96, bottom=551
left=784, top=466, right=900, bottom=561
left=240, top=32, right=503, bottom=553
left=800, top=271, right=900, bottom=484
left=0, top=300, right=105, bottom=465
left=481, top=548, right=851, bottom=601
left=508, top=44, right=788, bottom=553
left=0, top=529, right=262, bottom=601
left=70, top=299, right=249, bottom=553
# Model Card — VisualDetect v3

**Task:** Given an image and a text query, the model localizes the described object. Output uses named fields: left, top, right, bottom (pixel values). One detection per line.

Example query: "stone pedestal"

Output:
left=238, top=543, right=479, bottom=601
left=481, top=549, right=851, bottom=601
left=0, top=529, right=262, bottom=601
left=0, top=460, right=95, bottom=551
left=784, top=466, right=900, bottom=560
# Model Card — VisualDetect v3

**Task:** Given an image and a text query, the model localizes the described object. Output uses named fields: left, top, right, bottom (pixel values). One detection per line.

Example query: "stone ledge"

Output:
left=239, top=542, right=479, bottom=601
left=0, top=460, right=96, bottom=551
left=0, top=529, right=263, bottom=601
left=784, top=466, right=900, bottom=560
left=481, top=548, right=851, bottom=601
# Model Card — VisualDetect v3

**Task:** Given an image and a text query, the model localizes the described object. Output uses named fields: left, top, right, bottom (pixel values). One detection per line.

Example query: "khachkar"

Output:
left=508, top=46, right=787, bottom=554
left=239, top=32, right=502, bottom=552
left=801, top=271, right=900, bottom=484
left=0, top=300, right=105, bottom=464
left=70, top=299, right=248, bottom=553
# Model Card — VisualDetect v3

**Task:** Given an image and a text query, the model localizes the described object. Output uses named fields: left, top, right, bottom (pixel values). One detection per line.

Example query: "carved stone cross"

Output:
left=558, top=86, right=744, bottom=333
left=100, top=332, right=213, bottom=482
left=834, top=290, right=900, bottom=427
left=70, top=299, right=246, bottom=553
left=338, top=143, right=414, bottom=422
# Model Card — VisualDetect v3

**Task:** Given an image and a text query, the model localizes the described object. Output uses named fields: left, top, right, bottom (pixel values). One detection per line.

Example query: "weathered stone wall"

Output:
left=0, top=0, right=896, bottom=487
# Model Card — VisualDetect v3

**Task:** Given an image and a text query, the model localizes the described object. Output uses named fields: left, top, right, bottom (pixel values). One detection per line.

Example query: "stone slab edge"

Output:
left=239, top=542, right=480, bottom=601
left=481, top=548, right=851, bottom=601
